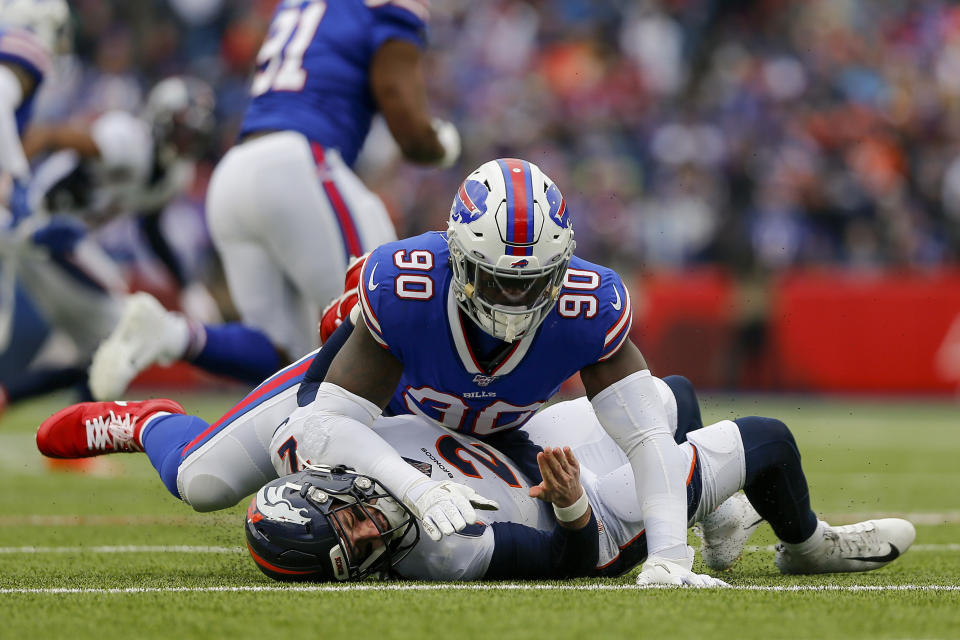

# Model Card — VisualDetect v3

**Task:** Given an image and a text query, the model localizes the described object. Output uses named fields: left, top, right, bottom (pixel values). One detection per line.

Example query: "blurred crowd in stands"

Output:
left=45, top=0, right=960, bottom=283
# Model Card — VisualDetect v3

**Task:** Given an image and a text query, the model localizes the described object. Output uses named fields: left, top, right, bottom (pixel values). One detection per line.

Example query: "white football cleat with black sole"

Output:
left=694, top=492, right=764, bottom=571
left=775, top=518, right=916, bottom=574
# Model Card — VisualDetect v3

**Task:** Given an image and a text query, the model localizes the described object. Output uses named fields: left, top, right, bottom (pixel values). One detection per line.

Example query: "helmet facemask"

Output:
left=450, top=238, right=571, bottom=342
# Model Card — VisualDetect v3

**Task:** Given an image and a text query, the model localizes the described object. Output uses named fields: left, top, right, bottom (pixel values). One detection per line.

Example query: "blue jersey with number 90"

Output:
left=357, top=232, right=635, bottom=438
left=239, top=0, right=428, bottom=166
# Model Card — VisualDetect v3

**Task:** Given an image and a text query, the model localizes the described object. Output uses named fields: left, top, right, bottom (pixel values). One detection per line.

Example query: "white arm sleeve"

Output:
left=591, top=369, right=690, bottom=564
left=297, top=382, right=432, bottom=500
left=0, top=65, right=29, bottom=179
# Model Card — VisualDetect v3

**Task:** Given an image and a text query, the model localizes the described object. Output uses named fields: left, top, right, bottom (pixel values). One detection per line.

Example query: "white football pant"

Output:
left=206, top=131, right=397, bottom=359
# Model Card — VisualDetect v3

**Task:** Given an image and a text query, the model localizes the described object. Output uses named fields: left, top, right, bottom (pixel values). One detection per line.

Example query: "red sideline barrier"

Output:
left=770, top=269, right=960, bottom=393
left=631, top=269, right=735, bottom=388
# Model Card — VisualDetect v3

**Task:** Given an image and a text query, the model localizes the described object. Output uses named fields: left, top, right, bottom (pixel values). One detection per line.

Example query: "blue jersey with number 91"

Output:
left=357, top=232, right=634, bottom=438
left=239, top=0, right=428, bottom=166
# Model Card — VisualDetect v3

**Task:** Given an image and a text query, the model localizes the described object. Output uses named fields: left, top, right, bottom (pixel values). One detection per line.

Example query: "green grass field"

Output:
left=1, top=390, right=958, bottom=639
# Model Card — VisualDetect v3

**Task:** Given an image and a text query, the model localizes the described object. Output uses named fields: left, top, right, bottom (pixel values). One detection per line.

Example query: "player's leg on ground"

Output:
left=175, top=370, right=308, bottom=511
left=736, top=416, right=915, bottom=574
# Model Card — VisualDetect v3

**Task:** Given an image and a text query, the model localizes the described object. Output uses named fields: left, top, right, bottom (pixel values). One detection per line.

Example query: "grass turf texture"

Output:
left=1, top=390, right=958, bottom=639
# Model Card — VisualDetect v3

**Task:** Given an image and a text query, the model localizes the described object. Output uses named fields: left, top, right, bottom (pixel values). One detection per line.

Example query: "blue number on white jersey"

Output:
left=239, top=0, right=428, bottom=166
left=357, top=232, right=633, bottom=437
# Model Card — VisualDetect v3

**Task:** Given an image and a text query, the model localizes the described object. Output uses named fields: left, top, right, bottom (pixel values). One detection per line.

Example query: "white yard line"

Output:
left=1, top=584, right=959, bottom=595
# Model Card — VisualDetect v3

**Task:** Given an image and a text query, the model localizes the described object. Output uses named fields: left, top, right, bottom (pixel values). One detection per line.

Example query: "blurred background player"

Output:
left=0, top=76, right=221, bottom=417
left=89, top=0, right=461, bottom=400
left=24, top=75, right=221, bottom=321
left=0, top=0, right=78, bottom=414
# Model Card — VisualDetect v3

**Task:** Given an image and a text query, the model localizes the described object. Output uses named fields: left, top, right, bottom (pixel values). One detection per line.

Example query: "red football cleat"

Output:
left=36, top=399, right=185, bottom=459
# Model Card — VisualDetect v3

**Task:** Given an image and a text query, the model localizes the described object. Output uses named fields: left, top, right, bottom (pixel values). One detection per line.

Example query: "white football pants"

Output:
left=206, top=131, right=396, bottom=358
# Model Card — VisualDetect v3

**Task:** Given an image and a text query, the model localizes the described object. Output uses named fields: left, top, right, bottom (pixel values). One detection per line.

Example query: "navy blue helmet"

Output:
left=245, top=465, right=418, bottom=582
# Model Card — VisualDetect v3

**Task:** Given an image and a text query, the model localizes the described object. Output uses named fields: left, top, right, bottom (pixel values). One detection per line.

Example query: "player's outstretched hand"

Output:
left=404, top=478, right=500, bottom=542
left=529, top=446, right=583, bottom=508
left=635, top=556, right=730, bottom=588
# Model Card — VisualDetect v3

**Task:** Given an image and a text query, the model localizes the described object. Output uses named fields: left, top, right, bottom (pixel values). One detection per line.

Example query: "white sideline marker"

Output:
left=1, top=584, right=959, bottom=595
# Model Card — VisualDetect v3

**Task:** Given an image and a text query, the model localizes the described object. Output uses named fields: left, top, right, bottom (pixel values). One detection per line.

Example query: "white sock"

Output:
left=782, top=520, right=828, bottom=555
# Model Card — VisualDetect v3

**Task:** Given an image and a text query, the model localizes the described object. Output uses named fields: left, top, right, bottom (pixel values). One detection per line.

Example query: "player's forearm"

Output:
left=591, top=370, right=690, bottom=561
left=0, top=65, right=29, bottom=179
left=298, top=382, right=427, bottom=498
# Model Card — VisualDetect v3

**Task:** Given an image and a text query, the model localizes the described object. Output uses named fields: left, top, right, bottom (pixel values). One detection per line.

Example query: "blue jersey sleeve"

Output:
left=558, top=259, right=634, bottom=364
left=485, top=513, right=600, bottom=579
left=356, top=242, right=401, bottom=351
left=369, top=1, right=428, bottom=50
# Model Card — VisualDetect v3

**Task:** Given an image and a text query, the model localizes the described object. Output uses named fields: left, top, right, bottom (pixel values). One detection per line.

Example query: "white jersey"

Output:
left=370, top=415, right=554, bottom=580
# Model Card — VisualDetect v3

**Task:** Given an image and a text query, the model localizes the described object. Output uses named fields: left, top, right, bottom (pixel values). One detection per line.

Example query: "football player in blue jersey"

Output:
left=88, top=0, right=461, bottom=401
left=42, top=158, right=742, bottom=586
left=282, top=157, right=718, bottom=586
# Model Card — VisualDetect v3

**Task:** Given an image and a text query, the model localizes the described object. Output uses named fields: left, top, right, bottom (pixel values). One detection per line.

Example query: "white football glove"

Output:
left=635, top=556, right=730, bottom=589
left=431, top=118, right=461, bottom=169
left=404, top=478, right=499, bottom=541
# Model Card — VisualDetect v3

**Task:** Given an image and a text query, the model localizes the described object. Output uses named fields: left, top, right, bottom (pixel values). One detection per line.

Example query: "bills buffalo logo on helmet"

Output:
left=452, top=179, right=489, bottom=224
left=546, top=182, right=569, bottom=228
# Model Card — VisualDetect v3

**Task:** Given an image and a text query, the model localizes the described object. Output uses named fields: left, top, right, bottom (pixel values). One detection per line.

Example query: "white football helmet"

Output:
left=0, top=0, right=70, bottom=54
left=447, top=158, right=575, bottom=342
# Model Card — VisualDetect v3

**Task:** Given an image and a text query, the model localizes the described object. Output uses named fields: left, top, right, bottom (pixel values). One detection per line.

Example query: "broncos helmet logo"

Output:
left=545, top=182, right=569, bottom=229
left=452, top=179, right=489, bottom=224
left=252, top=483, right=311, bottom=524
